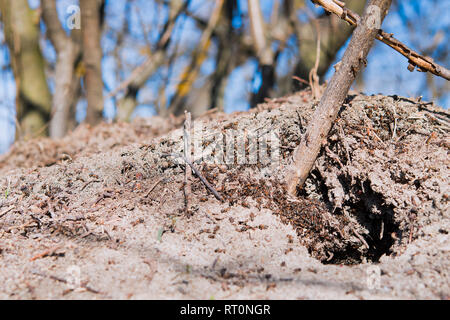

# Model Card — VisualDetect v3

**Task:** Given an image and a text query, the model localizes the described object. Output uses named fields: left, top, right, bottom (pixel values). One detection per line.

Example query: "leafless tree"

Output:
left=80, top=0, right=105, bottom=125
left=0, top=0, right=52, bottom=138
left=41, top=0, right=82, bottom=138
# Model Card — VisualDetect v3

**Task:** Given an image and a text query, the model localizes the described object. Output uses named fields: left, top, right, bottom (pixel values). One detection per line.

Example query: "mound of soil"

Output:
left=0, top=90, right=448, bottom=299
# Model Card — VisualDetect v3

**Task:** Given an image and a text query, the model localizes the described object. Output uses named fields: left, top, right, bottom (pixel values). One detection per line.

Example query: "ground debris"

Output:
left=0, top=90, right=448, bottom=299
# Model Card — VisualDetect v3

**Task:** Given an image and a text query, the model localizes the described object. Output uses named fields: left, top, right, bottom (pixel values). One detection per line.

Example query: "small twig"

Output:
left=394, top=124, right=416, bottom=142
left=369, top=127, right=385, bottom=146
left=94, top=191, right=114, bottom=205
left=309, top=19, right=322, bottom=100
left=5, top=177, right=10, bottom=199
left=161, top=153, right=224, bottom=202
left=29, top=245, right=64, bottom=262
left=31, top=269, right=102, bottom=295
left=324, top=146, right=343, bottom=168
left=311, top=0, right=450, bottom=80
left=292, top=75, right=310, bottom=86
left=100, top=226, right=113, bottom=240
left=61, top=215, right=86, bottom=222
left=184, top=111, right=193, bottom=214
left=144, top=177, right=166, bottom=198
left=211, top=256, right=220, bottom=270
left=351, top=227, right=369, bottom=250
left=391, top=105, right=398, bottom=140
left=8, top=221, right=37, bottom=232
left=364, top=116, right=386, bottom=146
left=81, top=230, right=93, bottom=238
left=408, top=225, right=414, bottom=244
left=81, top=180, right=101, bottom=191
left=0, top=206, right=14, bottom=219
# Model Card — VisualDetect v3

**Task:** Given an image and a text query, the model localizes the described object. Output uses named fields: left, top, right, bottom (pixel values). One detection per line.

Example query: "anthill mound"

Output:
left=0, top=90, right=448, bottom=299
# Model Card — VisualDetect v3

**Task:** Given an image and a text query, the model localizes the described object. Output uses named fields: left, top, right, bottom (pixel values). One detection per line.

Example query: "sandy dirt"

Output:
left=0, top=90, right=448, bottom=300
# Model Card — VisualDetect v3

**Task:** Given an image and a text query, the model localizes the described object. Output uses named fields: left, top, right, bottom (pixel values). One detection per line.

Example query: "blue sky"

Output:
left=0, top=0, right=448, bottom=154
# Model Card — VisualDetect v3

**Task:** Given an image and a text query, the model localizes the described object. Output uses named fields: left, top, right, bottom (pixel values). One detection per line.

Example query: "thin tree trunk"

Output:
left=0, top=0, right=52, bottom=138
left=80, top=0, right=104, bottom=125
left=42, top=0, right=81, bottom=139
left=286, top=0, right=392, bottom=196
left=50, top=46, right=81, bottom=138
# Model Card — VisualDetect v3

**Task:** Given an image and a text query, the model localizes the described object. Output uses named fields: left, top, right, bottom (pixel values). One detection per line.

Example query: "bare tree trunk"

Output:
left=0, top=0, right=52, bottom=138
left=41, top=0, right=81, bottom=139
left=286, top=0, right=392, bottom=196
left=80, top=0, right=104, bottom=125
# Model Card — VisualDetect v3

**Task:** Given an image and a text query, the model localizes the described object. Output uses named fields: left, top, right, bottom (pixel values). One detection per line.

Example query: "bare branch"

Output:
left=183, top=111, right=192, bottom=214
left=161, top=153, right=224, bottom=202
left=108, top=0, right=191, bottom=100
left=311, top=0, right=450, bottom=80
left=167, top=0, right=225, bottom=115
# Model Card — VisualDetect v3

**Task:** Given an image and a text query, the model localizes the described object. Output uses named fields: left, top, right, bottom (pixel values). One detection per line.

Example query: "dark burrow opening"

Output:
left=322, top=207, right=399, bottom=265
left=293, top=175, right=401, bottom=266
left=200, top=164, right=402, bottom=267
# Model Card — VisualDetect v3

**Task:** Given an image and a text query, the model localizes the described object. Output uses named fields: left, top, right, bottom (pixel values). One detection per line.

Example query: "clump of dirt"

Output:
left=0, top=89, right=448, bottom=299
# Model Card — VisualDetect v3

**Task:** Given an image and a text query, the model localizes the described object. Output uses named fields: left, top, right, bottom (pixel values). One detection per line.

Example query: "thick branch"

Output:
left=312, top=0, right=450, bottom=81
left=42, top=0, right=81, bottom=138
left=286, top=0, right=392, bottom=195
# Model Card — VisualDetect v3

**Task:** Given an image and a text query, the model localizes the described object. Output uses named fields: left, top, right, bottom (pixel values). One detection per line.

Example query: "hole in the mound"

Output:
left=319, top=181, right=400, bottom=265
left=273, top=191, right=400, bottom=265
left=297, top=175, right=400, bottom=265
left=322, top=209, right=398, bottom=265
left=215, top=170, right=402, bottom=267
